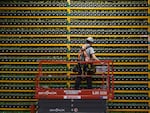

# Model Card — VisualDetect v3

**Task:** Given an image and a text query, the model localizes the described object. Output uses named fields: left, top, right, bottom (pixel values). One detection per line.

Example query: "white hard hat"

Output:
left=86, top=37, right=94, bottom=43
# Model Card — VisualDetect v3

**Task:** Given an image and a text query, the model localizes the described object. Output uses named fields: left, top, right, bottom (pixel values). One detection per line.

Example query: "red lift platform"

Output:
left=32, top=60, right=114, bottom=113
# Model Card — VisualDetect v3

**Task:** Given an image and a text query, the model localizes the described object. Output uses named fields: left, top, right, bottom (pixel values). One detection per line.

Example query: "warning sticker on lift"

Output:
left=64, top=90, right=81, bottom=95
left=64, top=95, right=81, bottom=99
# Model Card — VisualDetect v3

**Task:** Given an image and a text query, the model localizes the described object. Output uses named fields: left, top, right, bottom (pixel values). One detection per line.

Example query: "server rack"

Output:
left=0, top=0, right=149, bottom=113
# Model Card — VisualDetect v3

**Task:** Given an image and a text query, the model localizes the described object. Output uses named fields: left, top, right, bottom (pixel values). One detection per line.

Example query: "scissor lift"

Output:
left=31, top=60, right=114, bottom=113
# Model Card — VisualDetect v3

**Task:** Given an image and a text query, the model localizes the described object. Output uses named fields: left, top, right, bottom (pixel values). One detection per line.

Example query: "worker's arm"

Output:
left=78, top=45, right=88, bottom=61
left=91, top=54, right=99, bottom=61
left=78, top=49, right=82, bottom=61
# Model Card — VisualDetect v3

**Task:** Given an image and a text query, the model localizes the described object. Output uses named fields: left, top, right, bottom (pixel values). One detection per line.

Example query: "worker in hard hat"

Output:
left=75, top=37, right=99, bottom=90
